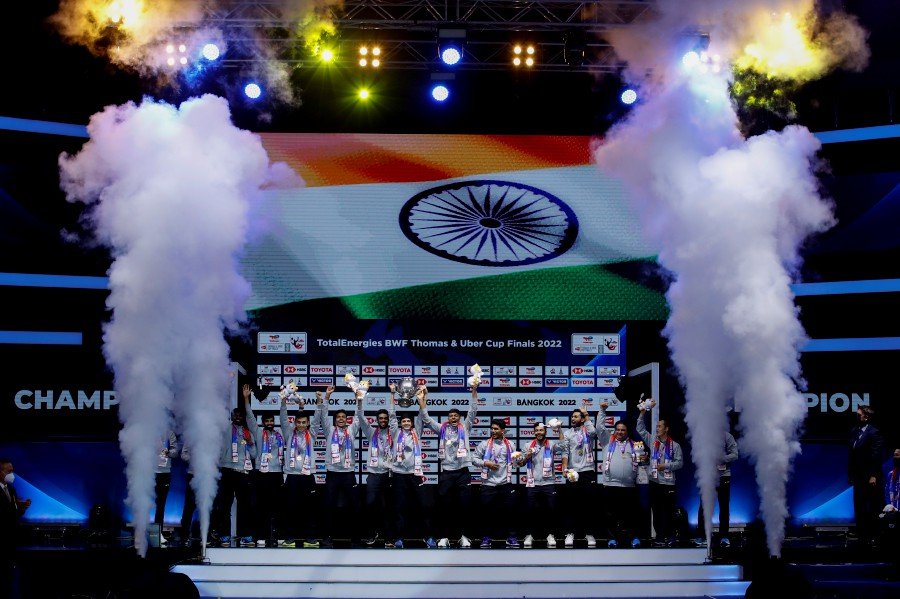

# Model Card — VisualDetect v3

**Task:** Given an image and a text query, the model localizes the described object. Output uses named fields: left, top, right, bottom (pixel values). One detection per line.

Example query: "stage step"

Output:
left=173, top=548, right=749, bottom=598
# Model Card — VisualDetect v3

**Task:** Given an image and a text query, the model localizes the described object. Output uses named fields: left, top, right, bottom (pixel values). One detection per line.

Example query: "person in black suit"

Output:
left=849, top=407, right=884, bottom=543
left=1, top=458, right=31, bottom=597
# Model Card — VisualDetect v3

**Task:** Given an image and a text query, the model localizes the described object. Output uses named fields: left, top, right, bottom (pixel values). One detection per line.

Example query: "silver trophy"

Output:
left=395, top=377, right=418, bottom=408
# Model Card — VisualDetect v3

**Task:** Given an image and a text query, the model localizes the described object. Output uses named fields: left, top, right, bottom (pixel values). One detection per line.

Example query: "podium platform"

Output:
left=172, top=547, right=749, bottom=598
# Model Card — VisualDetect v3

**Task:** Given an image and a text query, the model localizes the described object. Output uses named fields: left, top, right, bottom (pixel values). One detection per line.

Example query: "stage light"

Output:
left=526, top=45, right=535, bottom=55
left=431, top=84, right=449, bottom=102
left=441, top=46, right=461, bottom=66
left=620, top=88, right=638, bottom=105
left=372, top=59, right=381, bottom=68
left=178, top=44, right=187, bottom=53
left=682, top=50, right=701, bottom=68
left=513, top=45, right=522, bottom=55
left=525, top=57, right=534, bottom=67
left=358, top=89, right=370, bottom=100
left=359, top=58, right=368, bottom=67
left=359, top=46, right=369, bottom=56
left=513, top=57, right=521, bottom=66
left=179, top=56, right=188, bottom=65
left=166, top=57, right=175, bottom=66
left=166, top=44, right=175, bottom=54
left=244, top=83, right=262, bottom=99
left=372, top=47, right=381, bottom=56
left=321, top=49, right=334, bottom=62
left=201, top=43, right=220, bottom=61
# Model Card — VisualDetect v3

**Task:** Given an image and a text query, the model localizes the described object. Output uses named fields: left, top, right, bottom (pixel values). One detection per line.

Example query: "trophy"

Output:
left=395, top=377, right=418, bottom=408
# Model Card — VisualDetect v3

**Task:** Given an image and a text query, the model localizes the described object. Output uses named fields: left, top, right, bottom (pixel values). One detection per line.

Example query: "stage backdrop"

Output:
left=1, top=124, right=899, bottom=527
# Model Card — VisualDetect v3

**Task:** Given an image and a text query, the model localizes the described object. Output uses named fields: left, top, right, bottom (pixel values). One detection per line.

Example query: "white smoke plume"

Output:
left=594, top=0, right=861, bottom=556
left=59, top=94, right=299, bottom=556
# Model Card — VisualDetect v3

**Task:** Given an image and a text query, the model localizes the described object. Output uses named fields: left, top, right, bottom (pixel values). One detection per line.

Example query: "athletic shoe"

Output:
left=302, top=540, right=320, bottom=548
left=564, top=533, right=575, bottom=548
left=631, top=537, right=641, bottom=549
left=586, top=535, right=597, bottom=548
left=159, top=535, right=168, bottom=547
left=437, top=538, right=450, bottom=548
left=219, top=535, right=231, bottom=547
left=719, top=537, right=731, bottom=548
left=394, top=539, right=404, bottom=549
left=523, top=535, right=534, bottom=548
left=546, top=534, right=557, bottom=548
left=384, top=540, right=394, bottom=548
left=240, top=537, right=255, bottom=547
left=364, top=534, right=380, bottom=546
left=459, top=535, right=472, bottom=548
left=256, top=539, right=266, bottom=547
left=506, top=536, right=519, bottom=548
left=425, top=537, right=437, bottom=549
left=278, top=540, right=296, bottom=548
left=607, top=539, right=618, bottom=548
left=480, top=537, right=492, bottom=549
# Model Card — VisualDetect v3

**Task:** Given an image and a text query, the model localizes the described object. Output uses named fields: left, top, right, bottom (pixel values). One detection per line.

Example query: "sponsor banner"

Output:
left=597, top=366, right=620, bottom=376
left=601, top=335, right=621, bottom=354
left=413, top=376, right=439, bottom=387
left=361, top=364, right=387, bottom=376
left=258, top=364, right=282, bottom=375
left=309, top=364, right=335, bottom=375
left=415, top=365, right=439, bottom=376
left=388, top=365, right=413, bottom=376
left=309, top=376, right=334, bottom=387
left=545, top=378, right=569, bottom=388
left=570, top=377, right=595, bottom=388
left=335, top=365, right=359, bottom=376
left=598, top=377, right=619, bottom=388
left=570, top=366, right=595, bottom=376
left=493, top=366, right=517, bottom=376
left=440, top=365, right=466, bottom=375
left=517, top=377, right=542, bottom=388
left=545, top=366, right=570, bottom=376
left=441, top=377, right=465, bottom=387
left=282, top=364, right=308, bottom=376
left=258, top=332, right=307, bottom=354
left=420, top=438, right=438, bottom=450
left=257, top=375, right=282, bottom=387
left=493, top=377, right=516, bottom=388
left=519, top=365, right=543, bottom=376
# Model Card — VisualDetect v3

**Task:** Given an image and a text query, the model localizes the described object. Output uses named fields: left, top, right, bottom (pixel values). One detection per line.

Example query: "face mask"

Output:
left=4, top=473, right=14, bottom=484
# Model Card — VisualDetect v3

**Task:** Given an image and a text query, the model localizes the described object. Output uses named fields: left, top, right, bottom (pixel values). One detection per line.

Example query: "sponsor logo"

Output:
left=494, top=366, right=517, bottom=375
left=257, top=376, right=281, bottom=386
left=415, top=377, right=439, bottom=387
left=258, top=364, right=282, bottom=374
left=602, top=335, right=620, bottom=354
left=597, top=366, right=620, bottom=376
left=518, top=378, right=542, bottom=387
left=309, top=377, right=333, bottom=386
left=282, top=365, right=308, bottom=375
left=388, top=366, right=413, bottom=375
left=441, top=366, right=464, bottom=375
left=598, top=377, right=618, bottom=387
left=441, top=378, right=465, bottom=387
left=546, top=366, right=570, bottom=376
left=494, top=377, right=515, bottom=388
left=257, top=332, right=307, bottom=354
left=335, top=365, right=358, bottom=375
left=492, top=397, right=513, bottom=407
left=310, top=365, right=334, bottom=374
left=415, top=366, right=438, bottom=375
left=571, top=378, right=595, bottom=387
left=519, top=366, right=543, bottom=375
left=362, top=365, right=387, bottom=375
left=545, top=378, right=569, bottom=387
left=571, top=366, right=595, bottom=376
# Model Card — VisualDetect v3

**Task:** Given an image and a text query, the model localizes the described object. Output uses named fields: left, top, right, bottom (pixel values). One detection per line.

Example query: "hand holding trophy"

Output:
left=395, top=377, right=418, bottom=408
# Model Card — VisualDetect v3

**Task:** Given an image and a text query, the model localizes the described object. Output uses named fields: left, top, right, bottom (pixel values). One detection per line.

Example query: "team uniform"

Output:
left=473, top=436, right=518, bottom=547
left=697, top=432, right=738, bottom=543
left=360, top=402, right=399, bottom=545
left=153, top=431, right=179, bottom=531
left=597, top=405, right=641, bottom=547
left=561, top=415, right=599, bottom=547
left=518, top=437, right=564, bottom=547
left=313, top=400, right=364, bottom=543
left=392, top=422, right=432, bottom=547
left=280, top=401, right=319, bottom=547
left=636, top=413, right=684, bottom=545
left=212, top=420, right=258, bottom=545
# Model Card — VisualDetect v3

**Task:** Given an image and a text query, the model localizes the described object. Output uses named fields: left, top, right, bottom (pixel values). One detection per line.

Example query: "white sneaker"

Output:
left=437, top=538, right=450, bottom=548
left=523, top=534, right=533, bottom=548
left=546, top=534, right=557, bottom=548
left=564, top=533, right=575, bottom=548
left=256, top=539, right=266, bottom=547
left=459, top=535, right=472, bottom=548
left=586, top=535, right=597, bottom=548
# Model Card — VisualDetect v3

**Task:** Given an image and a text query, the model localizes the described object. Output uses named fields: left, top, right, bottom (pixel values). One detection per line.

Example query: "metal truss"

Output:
left=197, top=1, right=655, bottom=72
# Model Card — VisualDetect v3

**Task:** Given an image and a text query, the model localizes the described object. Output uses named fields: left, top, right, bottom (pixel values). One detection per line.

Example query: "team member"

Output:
left=418, top=383, right=479, bottom=548
left=313, top=384, right=364, bottom=547
left=473, top=419, right=519, bottom=548
left=636, top=400, right=683, bottom=546
left=849, top=406, right=884, bottom=544
left=1, top=458, right=31, bottom=598
left=391, top=411, right=435, bottom=548
left=280, top=394, right=320, bottom=548
left=560, top=406, right=598, bottom=548
left=244, top=384, right=286, bottom=547
left=212, top=398, right=257, bottom=547
left=153, top=430, right=178, bottom=545
left=597, top=401, right=641, bottom=548
left=697, top=430, right=739, bottom=547
left=360, top=385, right=399, bottom=547
left=516, top=422, right=564, bottom=548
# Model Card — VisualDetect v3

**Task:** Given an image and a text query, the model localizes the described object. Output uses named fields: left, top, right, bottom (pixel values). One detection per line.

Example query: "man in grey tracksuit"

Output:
left=516, top=422, right=565, bottom=548
left=698, top=431, right=739, bottom=546
left=418, top=384, right=478, bottom=548
left=360, top=386, right=399, bottom=546
left=244, top=385, right=285, bottom=546
left=598, top=401, right=641, bottom=547
left=636, top=401, right=683, bottom=546
left=391, top=409, right=434, bottom=548
left=473, top=418, right=518, bottom=548
left=560, top=406, right=598, bottom=547
left=313, top=385, right=364, bottom=546
left=280, top=393, right=319, bottom=547
left=212, top=388, right=257, bottom=546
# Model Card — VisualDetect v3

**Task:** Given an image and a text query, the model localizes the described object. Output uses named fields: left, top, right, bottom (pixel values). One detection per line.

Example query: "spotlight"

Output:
left=178, top=44, right=187, bottom=53
left=620, top=88, right=638, bottom=105
left=166, top=44, right=175, bottom=54
left=372, top=59, right=381, bottom=68
left=441, top=46, right=461, bottom=66
left=166, top=57, right=175, bottom=66
left=179, top=56, right=188, bottom=65
left=359, top=58, right=368, bottom=67
left=244, top=83, right=262, bottom=100
left=359, top=46, right=368, bottom=56
left=526, top=45, right=535, bottom=55
left=358, top=89, right=370, bottom=100
left=682, top=51, right=700, bottom=68
left=525, top=57, right=534, bottom=67
left=201, top=43, right=220, bottom=61
left=321, top=49, right=334, bottom=62
left=372, top=47, right=381, bottom=56
left=513, top=57, right=521, bottom=66
left=513, top=45, right=522, bottom=55
left=431, top=84, right=450, bottom=102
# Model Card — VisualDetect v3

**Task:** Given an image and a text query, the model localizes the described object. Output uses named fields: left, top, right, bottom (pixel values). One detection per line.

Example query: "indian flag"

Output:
left=246, top=133, right=666, bottom=320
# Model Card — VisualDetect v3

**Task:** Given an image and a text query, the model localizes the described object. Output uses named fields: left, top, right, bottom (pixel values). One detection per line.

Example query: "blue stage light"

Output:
left=620, top=89, right=638, bottom=105
left=201, top=43, right=220, bottom=61
left=440, top=46, right=462, bottom=66
left=431, top=85, right=450, bottom=102
left=244, top=83, right=262, bottom=100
